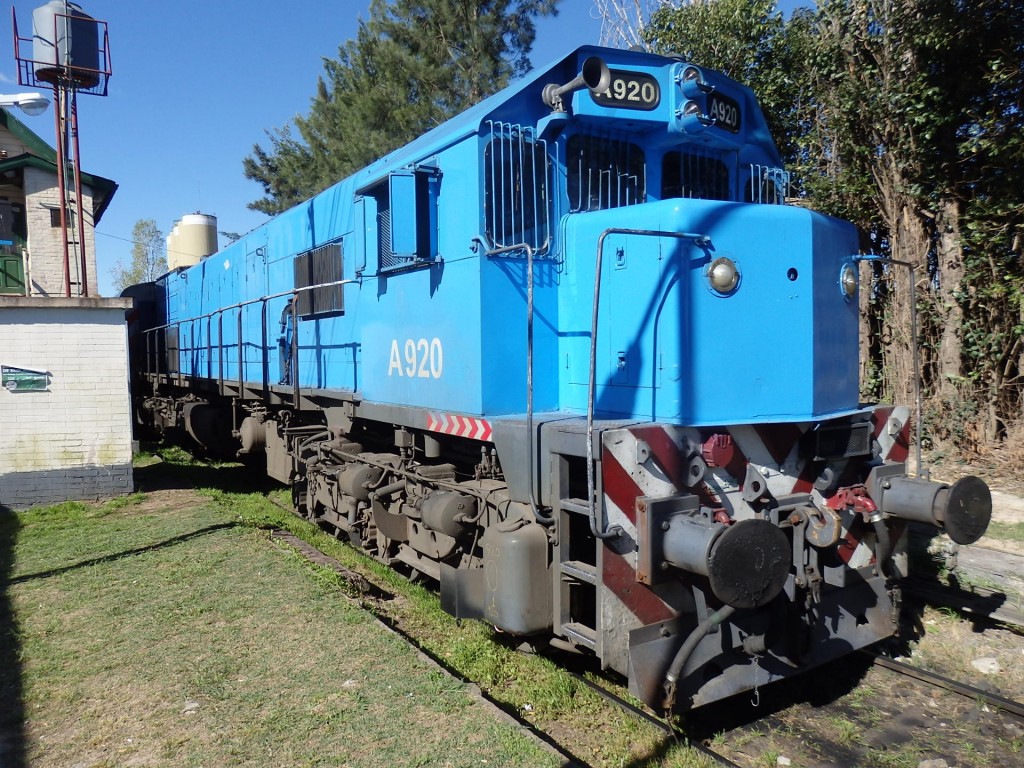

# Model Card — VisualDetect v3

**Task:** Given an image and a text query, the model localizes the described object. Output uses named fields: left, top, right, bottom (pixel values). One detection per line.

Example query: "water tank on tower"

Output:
left=167, top=213, right=218, bottom=270
left=32, top=1, right=101, bottom=88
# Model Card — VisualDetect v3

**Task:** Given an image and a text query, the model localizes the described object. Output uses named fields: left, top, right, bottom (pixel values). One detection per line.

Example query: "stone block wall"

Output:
left=23, top=166, right=98, bottom=297
left=0, top=297, right=133, bottom=509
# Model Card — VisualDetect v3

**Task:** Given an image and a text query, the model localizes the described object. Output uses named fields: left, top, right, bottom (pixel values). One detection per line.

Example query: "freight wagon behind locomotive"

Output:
left=126, top=46, right=993, bottom=712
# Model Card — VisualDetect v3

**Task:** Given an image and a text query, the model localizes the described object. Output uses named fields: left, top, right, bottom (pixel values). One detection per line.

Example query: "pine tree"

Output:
left=244, top=0, right=557, bottom=215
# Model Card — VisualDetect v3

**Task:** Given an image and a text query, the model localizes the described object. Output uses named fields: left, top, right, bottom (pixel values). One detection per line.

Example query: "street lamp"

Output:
left=0, top=92, right=51, bottom=117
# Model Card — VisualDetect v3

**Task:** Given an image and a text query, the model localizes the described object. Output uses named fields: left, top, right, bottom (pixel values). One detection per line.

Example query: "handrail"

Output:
left=484, top=241, right=552, bottom=525
left=140, top=278, right=355, bottom=409
left=292, top=298, right=300, bottom=407
left=587, top=228, right=711, bottom=540
left=142, top=278, right=353, bottom=335
left=236, top=308, right=243, bottom=399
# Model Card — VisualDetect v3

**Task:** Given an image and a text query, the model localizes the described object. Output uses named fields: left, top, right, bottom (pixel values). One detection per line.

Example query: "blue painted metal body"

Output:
left=155, top=45, right=861, bottom=427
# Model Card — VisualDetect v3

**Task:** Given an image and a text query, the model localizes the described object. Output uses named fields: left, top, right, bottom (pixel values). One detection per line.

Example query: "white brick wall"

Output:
left=23, top=166, right=98, bottom=297
left=0, top=298, right=133, bottom=508
left=0, top=129, right=31, bottom=158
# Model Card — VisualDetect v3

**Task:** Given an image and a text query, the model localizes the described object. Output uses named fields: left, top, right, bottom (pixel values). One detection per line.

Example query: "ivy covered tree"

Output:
left=942, top=0, right=1024, bottom=446
left=244, top=0, right=557, bottom=215
left=803, top=0, right=1024, bottom=448
left=642, top=0, right=1024, bottom=453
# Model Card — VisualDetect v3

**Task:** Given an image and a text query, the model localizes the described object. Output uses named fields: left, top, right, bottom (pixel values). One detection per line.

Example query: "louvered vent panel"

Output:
left=378, top=205, right=403, bottom=271
left=294, top=243, right=344, bottom=317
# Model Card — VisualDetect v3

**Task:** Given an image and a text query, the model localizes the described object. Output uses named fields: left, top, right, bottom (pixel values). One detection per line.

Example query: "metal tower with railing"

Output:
left=12, top=0, right=111, bottom=297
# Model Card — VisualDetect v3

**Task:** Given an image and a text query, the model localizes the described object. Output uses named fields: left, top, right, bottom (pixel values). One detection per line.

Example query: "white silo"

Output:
left=167, top=213, right=218, bottom=270
left=166, top=223, right=180, bottom=271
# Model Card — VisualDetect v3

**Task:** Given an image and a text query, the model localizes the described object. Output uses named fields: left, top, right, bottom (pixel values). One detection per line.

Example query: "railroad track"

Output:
left=263, top=524, right=592, bottom=766
left=567, top=671, right=742, bottom=768
left=569, top=650, right=1024, bottom=767
left=565, top=653, right=1024, bottom=768
left=263, top=508, right=738, bottom=766
left=863, top=649, right=1024, bottom=718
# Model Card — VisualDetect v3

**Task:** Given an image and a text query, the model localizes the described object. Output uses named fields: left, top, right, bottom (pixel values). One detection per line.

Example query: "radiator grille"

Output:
left=377, top=202, right=401, bottom=272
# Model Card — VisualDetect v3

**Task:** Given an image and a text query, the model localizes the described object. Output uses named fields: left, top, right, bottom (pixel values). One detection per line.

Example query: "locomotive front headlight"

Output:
left=840, top=263, right=858, bottom=300
left=682, top=65, right=703, bottom=83
left=678, top=65, right=711, bottom=98
left=678, top=100, right=711, bottom=134
left=707, top=257, right=740, bottom=294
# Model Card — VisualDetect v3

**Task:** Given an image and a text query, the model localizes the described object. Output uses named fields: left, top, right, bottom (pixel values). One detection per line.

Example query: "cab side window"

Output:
left=362, top=165, right=441, bottom=273
left=483, top=123, right=551, bottom=253
left=662, top=151, right=730, bottom=201
left=567, top=134, right=645, bottom=211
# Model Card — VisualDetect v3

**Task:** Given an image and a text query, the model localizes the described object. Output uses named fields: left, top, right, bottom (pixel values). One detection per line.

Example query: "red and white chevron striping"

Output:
left=425, top=412, right=493, bottom=441
left=598, top=407, right=912, bottom=632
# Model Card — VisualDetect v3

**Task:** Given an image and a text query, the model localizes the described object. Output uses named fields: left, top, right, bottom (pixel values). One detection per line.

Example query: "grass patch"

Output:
left=2, top=447, right=712, bottom=766
left=865, top=746, right=920, bottom=767
left=827, top=714, right=862, bottom=747
left=985, top=520, right=1024, bottom=544
left=2, top=479, right=561, bottom=767
left=199, top=483, right=681, bottom=762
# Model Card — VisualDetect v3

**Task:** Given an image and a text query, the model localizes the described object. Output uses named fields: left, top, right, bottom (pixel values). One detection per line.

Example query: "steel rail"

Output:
left=862, top=650, right=1024, bottom=718
left=569, top=671, right=742, bottom=768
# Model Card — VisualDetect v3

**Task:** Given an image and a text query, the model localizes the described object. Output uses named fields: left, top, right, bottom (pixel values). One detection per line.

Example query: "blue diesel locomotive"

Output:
left=125, top=46, right=992, bottom=712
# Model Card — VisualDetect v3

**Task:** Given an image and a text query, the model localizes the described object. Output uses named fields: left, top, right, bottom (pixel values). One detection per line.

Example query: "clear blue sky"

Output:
left=1, top=1, right=801, bottom=297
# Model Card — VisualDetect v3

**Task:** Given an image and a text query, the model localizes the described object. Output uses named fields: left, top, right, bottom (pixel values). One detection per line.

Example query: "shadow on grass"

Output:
left=132, top=447, right=279, bottom=497
left=0, top=505, right=26, bottom=768
left=0, top=448, right=266, bottom=768
left=904, top=522, right=1014, bottom=633
left=7, top=522, right=239, bottom=586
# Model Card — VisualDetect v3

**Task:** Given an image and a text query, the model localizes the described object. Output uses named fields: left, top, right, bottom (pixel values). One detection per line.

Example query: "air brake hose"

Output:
left=872, top=519, right=894, bottom=579
left=663, top=604, right=737, bottom=712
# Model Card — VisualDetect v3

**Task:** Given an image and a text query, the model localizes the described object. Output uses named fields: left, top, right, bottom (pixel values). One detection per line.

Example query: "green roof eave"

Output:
left=0, top=108, right=57, bottom=162
left=0, top=152, right=118, bottom=223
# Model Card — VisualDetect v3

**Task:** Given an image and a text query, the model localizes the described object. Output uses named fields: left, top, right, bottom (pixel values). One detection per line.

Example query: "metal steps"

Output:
left=562, top=621, right=597, bottom=650
left=552, top=458, right=600, bottom=654
left=560, top=559, right=597, bottom=585
left=559, top=497, right=591, bottom=515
